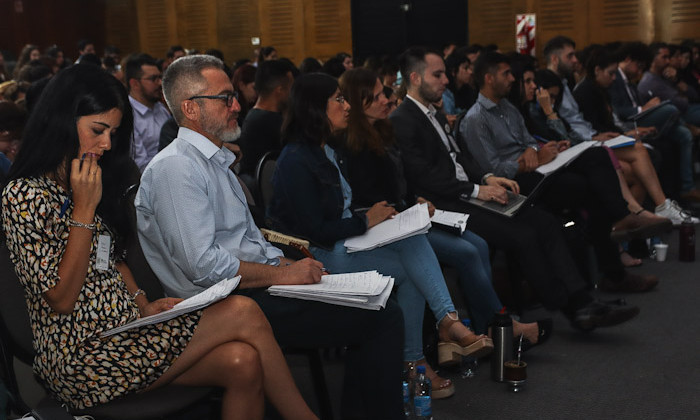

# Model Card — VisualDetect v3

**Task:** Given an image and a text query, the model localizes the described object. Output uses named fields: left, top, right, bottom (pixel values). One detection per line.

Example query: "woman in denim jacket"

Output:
left=269, top=73, right=493, bottom=399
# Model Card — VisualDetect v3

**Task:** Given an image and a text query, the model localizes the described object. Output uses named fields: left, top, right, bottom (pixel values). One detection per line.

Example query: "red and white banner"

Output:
left=516, top=14, right=536, bottom=57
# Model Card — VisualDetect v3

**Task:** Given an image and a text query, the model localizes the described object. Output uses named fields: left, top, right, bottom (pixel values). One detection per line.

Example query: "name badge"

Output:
left=96, top=234, right=111, bottom=271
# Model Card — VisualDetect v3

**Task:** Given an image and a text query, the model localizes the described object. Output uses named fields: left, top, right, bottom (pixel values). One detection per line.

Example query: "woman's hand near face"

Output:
left=70, top=155, right=102, bottom=221
left=536, top=88, right=554, bottom=115
left=366, top=201, right=398, bottom=228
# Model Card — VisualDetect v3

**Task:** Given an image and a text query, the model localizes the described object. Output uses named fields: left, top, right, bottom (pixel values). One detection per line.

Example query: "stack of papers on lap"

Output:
left=268, top=271, right=394, bottom=310
left=344, top=203, right=431, bottom=252
left=536, top=141, right=596, bottom=175
left=431, top=209, right=469, bottom=235
left=536, top=135, right=636, bottom=176
left=101, top=276, right=241, bottom=337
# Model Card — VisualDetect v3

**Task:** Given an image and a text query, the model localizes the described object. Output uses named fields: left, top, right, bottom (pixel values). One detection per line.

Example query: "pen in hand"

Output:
left=291, top=243, right=330, bottom=274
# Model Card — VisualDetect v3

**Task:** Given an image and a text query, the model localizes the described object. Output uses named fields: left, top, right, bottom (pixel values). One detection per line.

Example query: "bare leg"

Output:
left=170, top=342, right=264, bottom=420
left=614, top=142, right=667, bottom=206
left=147, top=296, right=318, bottom=420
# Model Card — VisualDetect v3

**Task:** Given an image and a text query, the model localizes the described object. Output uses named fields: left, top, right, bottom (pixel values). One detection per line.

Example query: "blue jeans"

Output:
left=427, top=229, right=503, bottom=334
left=682, top=103, right=700, bottom=127
left=640, top=103, right=695, bottom=192
left=311, top=234, right=455, bottom=361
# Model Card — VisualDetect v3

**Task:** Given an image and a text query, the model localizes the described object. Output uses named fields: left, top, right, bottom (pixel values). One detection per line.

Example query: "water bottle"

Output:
left=403, top=364, right=415, bottom=418
left=679, top=221, right=695, bottom=262
left=413, top=365, right=432, bottom=419
left=460, top=319, right=477, bottom=379
left=648, top=236, right=661, bottom=259
left=491, top=308, right=514, bottom=382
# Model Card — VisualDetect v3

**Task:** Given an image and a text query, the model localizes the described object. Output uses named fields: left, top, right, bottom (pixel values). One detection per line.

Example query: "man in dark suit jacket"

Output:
left=608, top=42, right=700, bottom=202
left=390, top=47, right=641, bottom=331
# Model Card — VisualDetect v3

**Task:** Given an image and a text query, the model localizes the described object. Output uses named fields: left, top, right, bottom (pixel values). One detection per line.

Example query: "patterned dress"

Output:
left=1, top=176, right=201, bottom=409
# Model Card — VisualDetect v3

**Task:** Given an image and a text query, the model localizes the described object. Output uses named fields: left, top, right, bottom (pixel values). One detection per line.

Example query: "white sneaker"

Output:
left=655, top=199, right=700, bottom=225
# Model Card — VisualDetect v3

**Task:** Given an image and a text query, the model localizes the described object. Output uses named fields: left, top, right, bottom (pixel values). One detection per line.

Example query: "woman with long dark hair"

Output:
left=12, top=44, right=40, bottom=79
left=443, top=48, right=477, bottom=115
left=2, top=64, right=318, bottom=419
left=269, top=72, right=495, bottom=400
left=339, top=67, right=547, bottom=343
left=232, top=63, right=257, bottom=125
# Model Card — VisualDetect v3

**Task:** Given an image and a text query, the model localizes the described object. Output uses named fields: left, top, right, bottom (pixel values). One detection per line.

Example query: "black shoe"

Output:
left=568, top=300, right=640, bottom=332
left=518, top=318, right=553, bottom=352
left=600, top=272, right=659, bottom=293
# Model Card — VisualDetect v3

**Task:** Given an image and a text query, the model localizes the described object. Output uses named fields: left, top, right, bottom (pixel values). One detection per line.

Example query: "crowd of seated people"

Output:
left=1, top=34, right=699, bottom=419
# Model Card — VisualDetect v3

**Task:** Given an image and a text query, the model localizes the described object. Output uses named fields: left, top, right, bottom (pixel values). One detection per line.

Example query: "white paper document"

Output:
left=344, top=203, right=431, bottom=252
left=431, top=209, right=469, bottom=235
left=535, top=141, right=596, bottom=175
left=537, top=135, right=637, bottom=176
left=268, top=271, right=394, bottom=310
left=101, top=276, right=241, bottom=337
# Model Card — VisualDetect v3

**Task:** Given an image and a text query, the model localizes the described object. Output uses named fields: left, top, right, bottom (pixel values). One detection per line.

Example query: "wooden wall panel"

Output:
left=468, top=0, right=699, bottom=63
left=176, top=0, right=218, bottom=52
left=104, top=0, right=141, bottom=55
left=303, top=0, right=352, bottom=62
left=0, top=0, right=105, bottom=62
left=535, top=0, right=588, bottom=54
left=217, top=0, right=261, bottom=63
left=588, top=0, right=654, bottom=44
left=256, top=0, right=351, bottom=64
left=655, top=0, right=700, bottom=43
left=258, top=0, right=305, bottom=63
left=468, top=0, right=523, bottom=51
left=136, top=0, right=177, bottom=58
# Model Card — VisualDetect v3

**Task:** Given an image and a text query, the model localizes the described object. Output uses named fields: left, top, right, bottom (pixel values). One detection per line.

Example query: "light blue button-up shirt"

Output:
left=558, top=81, right=597, bottom=141
left=129, top=96, right=171, bottom=172
left=135, top=127, right=283, bottom=298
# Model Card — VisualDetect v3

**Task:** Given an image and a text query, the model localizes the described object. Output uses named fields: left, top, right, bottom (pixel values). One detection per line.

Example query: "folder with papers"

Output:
left=267, top=271, right=394, bottom=310
left=344, top=203, right=431, bottom=252
left=101, top=276, right=241, bottom=337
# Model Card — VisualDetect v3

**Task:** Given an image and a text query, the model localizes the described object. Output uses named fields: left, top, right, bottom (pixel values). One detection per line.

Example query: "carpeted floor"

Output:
left=288, top=228, right=700, bottom=420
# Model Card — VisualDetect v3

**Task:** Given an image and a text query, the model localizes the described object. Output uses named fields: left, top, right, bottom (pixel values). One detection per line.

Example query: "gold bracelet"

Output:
left=68, top=219, right=96, bottom=231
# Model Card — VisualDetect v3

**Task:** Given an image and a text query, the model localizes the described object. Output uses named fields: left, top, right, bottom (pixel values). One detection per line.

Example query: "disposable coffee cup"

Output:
left=654, top=243, right=668, bottom=262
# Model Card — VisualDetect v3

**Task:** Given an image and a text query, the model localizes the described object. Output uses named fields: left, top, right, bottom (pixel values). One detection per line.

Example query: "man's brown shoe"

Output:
left=600, top=272, right=659, bottom=293
left=680, top=189, right=700, bottom=203
left=611, top=213, right=672, bottom=242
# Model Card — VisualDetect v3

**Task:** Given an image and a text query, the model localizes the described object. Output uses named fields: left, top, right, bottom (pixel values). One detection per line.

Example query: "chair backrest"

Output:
left=255, top=150, right=280, bottom=214
left=123, top=183, right=165, bottom=300
left=0, top=240, right=36, bottom=414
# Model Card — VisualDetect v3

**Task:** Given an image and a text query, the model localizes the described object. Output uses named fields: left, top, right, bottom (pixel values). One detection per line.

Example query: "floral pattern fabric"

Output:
left=1, top=176, right=200, bottom=409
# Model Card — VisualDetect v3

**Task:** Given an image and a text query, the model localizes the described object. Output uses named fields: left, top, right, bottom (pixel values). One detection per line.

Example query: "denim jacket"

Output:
left=268, top=142, right=367, bottom=249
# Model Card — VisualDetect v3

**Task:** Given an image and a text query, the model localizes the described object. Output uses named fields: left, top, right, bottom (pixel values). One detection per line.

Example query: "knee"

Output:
left=220, top=295, right=270, bottom=330
left=675, top=125, right=693, bottom=143
left=222, top=342, right=263, bottom=390
left=633, top=141, right=647, bottom=155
